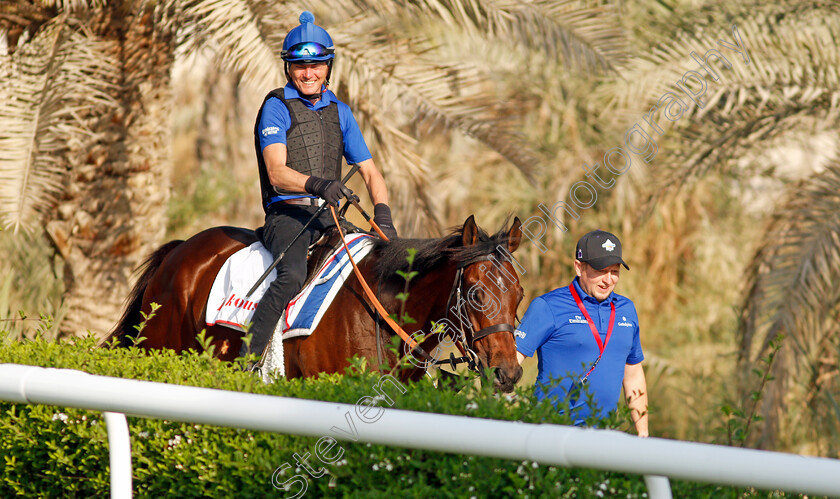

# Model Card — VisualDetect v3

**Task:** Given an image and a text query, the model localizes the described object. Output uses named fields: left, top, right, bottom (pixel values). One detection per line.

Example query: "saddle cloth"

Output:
left=205, top=233, right=374, bottom=339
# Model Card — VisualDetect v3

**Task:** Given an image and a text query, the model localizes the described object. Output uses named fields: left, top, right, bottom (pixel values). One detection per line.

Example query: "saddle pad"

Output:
left=205, top=233, right=374, bottom=336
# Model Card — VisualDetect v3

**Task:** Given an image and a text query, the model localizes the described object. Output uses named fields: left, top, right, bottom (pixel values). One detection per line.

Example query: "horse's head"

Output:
left=456, top=215, right=524, bottom=393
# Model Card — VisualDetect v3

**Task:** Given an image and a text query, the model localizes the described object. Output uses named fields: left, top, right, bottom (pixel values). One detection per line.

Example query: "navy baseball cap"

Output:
left=575, top=229, right=629, bottom=270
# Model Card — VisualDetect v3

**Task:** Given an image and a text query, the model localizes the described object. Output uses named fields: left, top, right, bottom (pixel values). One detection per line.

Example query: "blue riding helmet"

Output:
left=282, top=11, right=335, bottom=63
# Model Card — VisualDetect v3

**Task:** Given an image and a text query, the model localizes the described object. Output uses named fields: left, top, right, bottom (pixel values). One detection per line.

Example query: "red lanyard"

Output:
left=569, top=284, right=615, bottom=380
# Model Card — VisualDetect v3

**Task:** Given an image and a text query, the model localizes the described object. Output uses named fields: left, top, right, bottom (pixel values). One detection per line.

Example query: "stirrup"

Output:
left=240, top=360, right=262, bottom=375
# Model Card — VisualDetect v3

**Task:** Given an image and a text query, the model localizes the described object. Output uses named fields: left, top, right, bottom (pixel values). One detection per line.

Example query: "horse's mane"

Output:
left=373, top=219, right=513, bottom=282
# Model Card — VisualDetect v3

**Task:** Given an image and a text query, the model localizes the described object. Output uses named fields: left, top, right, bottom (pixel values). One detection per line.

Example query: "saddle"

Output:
left=205, top=218, right=375, bottom=334
left=255, top=218, right=368, bottom=290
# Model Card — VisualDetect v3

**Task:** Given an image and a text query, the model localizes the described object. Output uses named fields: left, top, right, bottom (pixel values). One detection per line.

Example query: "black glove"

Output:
left=304, top=176, right=355, bottom=207
left=373, top=203, right=398, bottom=240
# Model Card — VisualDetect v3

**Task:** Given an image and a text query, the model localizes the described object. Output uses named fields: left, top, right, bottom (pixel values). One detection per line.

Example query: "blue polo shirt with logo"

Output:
left=257, top=83, right=372, bottom=164
left=515, top=277, right=643, bottom=423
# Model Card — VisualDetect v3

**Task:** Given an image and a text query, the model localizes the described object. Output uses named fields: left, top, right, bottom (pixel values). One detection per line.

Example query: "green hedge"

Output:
left=0, top=334, right=804, bottom=498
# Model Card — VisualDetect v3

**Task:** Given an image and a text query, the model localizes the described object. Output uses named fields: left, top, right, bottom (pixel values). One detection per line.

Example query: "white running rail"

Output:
left=3, top=364, right=840, bottom=498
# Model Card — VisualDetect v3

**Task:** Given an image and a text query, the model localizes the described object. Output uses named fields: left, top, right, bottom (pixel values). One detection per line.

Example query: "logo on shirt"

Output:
left=514, top=329, right=526, bottom=339
left=618, top=316, right=634, bottom=327
left=602, top=239, right=616, bottom=252
left=568, top=315, right=588, bottom=324
left=261, top=126, right=279, bottom=137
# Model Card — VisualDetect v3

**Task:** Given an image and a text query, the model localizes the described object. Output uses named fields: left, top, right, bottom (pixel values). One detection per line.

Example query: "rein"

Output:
left=329, top=207, right=433, bottom=362
left=329, top=207, right=514, bottom=375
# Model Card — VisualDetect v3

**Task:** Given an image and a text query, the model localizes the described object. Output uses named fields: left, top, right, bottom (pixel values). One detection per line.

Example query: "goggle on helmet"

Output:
left=282, top=11, right=335, bottom=63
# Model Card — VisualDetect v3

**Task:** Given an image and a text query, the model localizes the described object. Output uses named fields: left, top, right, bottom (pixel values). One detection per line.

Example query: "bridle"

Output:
left=329, top=206, right=516, bottom=376
left=432, top=254, right=517, bottom=374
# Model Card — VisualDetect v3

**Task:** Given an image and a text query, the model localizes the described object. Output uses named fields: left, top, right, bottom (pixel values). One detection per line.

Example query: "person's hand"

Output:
left=305, top=176, right=355, bottom=207
left=373, top=203, right=398, bottom=240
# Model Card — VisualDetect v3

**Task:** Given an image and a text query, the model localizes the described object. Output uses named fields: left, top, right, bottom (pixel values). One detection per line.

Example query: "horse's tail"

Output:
left=102, top=240, right=185, bottom=348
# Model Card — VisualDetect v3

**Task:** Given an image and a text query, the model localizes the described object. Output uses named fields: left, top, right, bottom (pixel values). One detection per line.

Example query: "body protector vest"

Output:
left=254, top=89, right=344, bottom=212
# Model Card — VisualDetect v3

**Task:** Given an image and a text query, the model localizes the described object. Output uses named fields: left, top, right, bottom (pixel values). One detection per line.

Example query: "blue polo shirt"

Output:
left=515, top=277, right=643, bottom=423
left=257, top=84, right=372, bottom=165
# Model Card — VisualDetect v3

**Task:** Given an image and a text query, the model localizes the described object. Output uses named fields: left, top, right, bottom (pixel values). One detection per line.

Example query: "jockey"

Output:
left=246, top=11, right=398, bottom=360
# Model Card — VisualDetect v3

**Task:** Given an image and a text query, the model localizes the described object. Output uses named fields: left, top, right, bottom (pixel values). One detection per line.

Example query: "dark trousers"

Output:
left=244, top=205, right=334, bottom=357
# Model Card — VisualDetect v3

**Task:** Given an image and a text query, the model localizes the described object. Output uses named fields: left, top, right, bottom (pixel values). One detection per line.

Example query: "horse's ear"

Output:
left=507, top=217, right=522, bottom=253
left=462, top=215, right=478, bottom=246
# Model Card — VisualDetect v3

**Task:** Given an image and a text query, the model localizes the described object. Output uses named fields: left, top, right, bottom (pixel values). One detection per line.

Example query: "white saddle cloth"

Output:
left=204, top=233, right=375, bottom=379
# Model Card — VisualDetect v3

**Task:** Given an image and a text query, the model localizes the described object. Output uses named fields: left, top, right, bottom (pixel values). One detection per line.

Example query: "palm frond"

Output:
left=610, top=6, right=840, bottom=122
left=739, top=158, right=840, bottom=378
left=610, top=11, right=840, bottom=214
left=352, top=96, right=443, bottom=236
left=331, top=18, right=540, bottom=181
left=737, top=158, right=840, bottom=447
left=345, top=0, right=629, bottom=75
left=624, top=0, right=840, bottom=48
left=0, top=16, right=117, bottom=233
left=180, top=0, right=288, bottom=88
left=328, top=19, right=445, bottom=233
left=32, top=0, right=104, bottom=10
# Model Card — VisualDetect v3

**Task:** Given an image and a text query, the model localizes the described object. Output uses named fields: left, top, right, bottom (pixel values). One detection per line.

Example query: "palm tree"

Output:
left=740, top=161, right=840, bottom=453
left=606, top=0, right=840, bottom=450
left=1, top=2, right=179, bottom=337
left=0, top=0, right=628, bottom=337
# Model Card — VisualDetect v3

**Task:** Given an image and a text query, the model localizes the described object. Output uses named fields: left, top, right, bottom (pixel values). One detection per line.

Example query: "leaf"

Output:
left=347, top=0, right=630, bottom=74
left=400, top=315, right=417, bottom=325
left=0, top=16, right=118, bottom=232
left=180, top=0, right=285, bottom=87
left=618, top=11, right=840, bottom=217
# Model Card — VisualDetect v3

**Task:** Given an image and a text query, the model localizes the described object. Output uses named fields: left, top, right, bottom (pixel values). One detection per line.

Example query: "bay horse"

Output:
left=105, top=215, right=524, bottom=391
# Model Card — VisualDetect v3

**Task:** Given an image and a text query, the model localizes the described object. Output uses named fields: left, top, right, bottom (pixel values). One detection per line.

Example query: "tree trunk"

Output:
left=46, top=4, right=175, bottom=338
